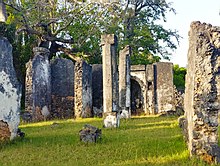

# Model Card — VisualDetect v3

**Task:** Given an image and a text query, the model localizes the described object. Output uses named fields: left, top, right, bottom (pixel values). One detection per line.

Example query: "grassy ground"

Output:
left=0, top=116, right=216, bottom=166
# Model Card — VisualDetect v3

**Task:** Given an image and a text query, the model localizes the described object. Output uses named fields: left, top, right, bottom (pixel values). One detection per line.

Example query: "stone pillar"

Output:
left=27, top=47, right=51, bottom=121
left=0, top=0, right=7, bottom=22
left=74, top=60, right=92, bottom=118
left=51, top=57, right=74, bottom=119
left=119, top=45, right=131, bottom=118
left=154, top=62, right=174, bottom=113
left=0, top=37, right=21, bottom=141
left=101, top=34, right=119, bottom=128
left=146, top=64, right=155, bottom=114
left=185, top=21, right=220, bottom=163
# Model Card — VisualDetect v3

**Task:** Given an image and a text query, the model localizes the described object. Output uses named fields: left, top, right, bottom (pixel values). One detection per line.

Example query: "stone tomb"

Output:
left=0, top=37, right=21, bottom=141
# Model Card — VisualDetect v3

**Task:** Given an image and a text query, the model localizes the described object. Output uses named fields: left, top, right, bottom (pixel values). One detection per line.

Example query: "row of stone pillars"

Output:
left=101, top=34, right=131, bottom=128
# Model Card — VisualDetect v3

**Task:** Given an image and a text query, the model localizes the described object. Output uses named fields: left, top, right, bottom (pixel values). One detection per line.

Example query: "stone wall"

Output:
left=92, top=64, right=103, bottom=116
left=119, top=46, right=131, bottom=118
left=154, top=62, right=174, bottom=113
left=25, top=47, right=51, bottom=121
left=74, top=60, right=92, bottom=118
left=130, top=65, right=146, bottom=115
left=146, top=64, right=155, bottom=114
left=0, top=37, right=21, bottom=141
left=185, top=21, right=220, bottom=163
left=51, top=57, right=74, bottom=119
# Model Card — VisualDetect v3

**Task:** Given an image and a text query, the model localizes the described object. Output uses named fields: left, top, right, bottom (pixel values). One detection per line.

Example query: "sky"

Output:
left=162, top=0, right=220, bottom=67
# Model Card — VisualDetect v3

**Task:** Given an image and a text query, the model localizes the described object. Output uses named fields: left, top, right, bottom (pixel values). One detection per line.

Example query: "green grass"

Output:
left=0, top=116, right=217, bottom=166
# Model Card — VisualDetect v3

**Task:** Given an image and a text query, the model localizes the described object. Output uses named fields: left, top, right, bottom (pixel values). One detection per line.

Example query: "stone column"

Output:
left=101, top=34, right=119, bottom=128
left=0, top=0, right=7, bottom=22
left=185, top=21, right=220, bottom=163
left=32, top=47, right=51, bottom=121
left=146, top=64, right=155, bottom=114
left=119, top=45, right=131, bottom=118
left=0, top=37, right=21, bottom=141
left=74, top=60, right=92, bottom=118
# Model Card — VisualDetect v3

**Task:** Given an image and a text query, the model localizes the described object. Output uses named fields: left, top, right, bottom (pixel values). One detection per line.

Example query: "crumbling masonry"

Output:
left=184, top=21, right=220, bottom=163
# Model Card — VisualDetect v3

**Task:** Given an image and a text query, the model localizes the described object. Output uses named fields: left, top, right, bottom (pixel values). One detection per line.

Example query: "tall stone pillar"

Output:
left=101, top=34, right=119, bottom=128
left=185, top=21, right=220, bottom=163
left=0, top=37, right=21, bottom=141
left=119, top=45, right=131, bottom=118
left=74, top=60, right=93, bottom=118
left=146, top=64, right=155, bottom=114
left=25, top=47, right=51, bottom=121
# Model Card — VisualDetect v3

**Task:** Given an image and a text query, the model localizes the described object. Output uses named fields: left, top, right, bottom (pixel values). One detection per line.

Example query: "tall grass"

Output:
left=0, top=116, right=216, bottom=166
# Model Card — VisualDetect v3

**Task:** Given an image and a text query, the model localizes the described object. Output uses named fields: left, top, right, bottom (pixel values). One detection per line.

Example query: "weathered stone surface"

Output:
left=184, top=21, right=220, bottom=163
left=74, top=60, right=92, bottom=118
left=79, top=124, right=102, bottom=143
left=25, top=47, right=51, bottom=121
left=119, top=45, right=131, bottom=118
left=154, top=62, right=174, bottom=113
left=101, top=34, right=119, bottom=127
left=92, top=64, right=103, bottom=111
left=130, top=66, right=146, bottom=115
left=0, top=120, right=10, bottom=142
left=146, top=64, right=155, bottom=114
left=51, top=57, right=74, bottom=119
left=0, top=37, right=21, bottom=140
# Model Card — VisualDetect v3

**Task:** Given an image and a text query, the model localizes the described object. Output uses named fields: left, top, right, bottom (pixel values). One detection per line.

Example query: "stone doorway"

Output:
left=130, top=78, right=144, bottom=115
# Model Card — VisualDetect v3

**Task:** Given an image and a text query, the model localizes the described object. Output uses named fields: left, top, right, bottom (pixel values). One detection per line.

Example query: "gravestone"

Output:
left=51, top=57, right=74, bottom=119
left=185, top=21, right=220, bottom=163
left=0, top=37, right=21, bottom=141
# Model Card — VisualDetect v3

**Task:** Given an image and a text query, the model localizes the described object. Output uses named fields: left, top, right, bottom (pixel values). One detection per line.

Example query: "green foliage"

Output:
left=173, top=64, right=186, bottom=90
left=0, top=116, right=213, bottom=166
left=5, top=0, right=180, bottom=65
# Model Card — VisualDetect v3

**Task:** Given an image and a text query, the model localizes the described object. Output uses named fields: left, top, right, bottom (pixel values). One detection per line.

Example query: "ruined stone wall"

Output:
left=74, top=60, right=92, bottom=118
left=154, top=62, right=174, bottom=113
left=28, top=47, right=51, bottom=121
left=51, top=57, right=74, bottom=119
left=146, top=64, right=155, bottom=114
left=92, top=64, right=103, bottom=116
left=0, top=37, right=21, bottom=141
left=25, top=60, right=33, bottom=118
left=185, top=21, right=220, bottom=163
left=130, top=65, right=147, bottom=114
left=119, top=46, right=131, bottom=118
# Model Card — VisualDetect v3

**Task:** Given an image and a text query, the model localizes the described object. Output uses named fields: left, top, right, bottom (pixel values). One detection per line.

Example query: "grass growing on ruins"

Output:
left=0, top=116, right=215, bottom=166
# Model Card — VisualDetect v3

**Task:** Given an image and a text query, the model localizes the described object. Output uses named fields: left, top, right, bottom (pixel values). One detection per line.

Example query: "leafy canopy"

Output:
left=4, top=0, right=180, bottom=64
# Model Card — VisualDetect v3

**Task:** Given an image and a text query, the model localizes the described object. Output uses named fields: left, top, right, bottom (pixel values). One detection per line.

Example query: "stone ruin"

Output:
left=129, top=62, right=174, bottom=115
left=184, top=21, right=220, bottom=163
left=25, top=47, right=51, bottom=121
left=23, top=34, right=176, bottom=127
left=101, top=34, right=119, bottom=128
left=51, top=57, right=74, bottom=119
left=0, top=37, right=21, bottom=141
